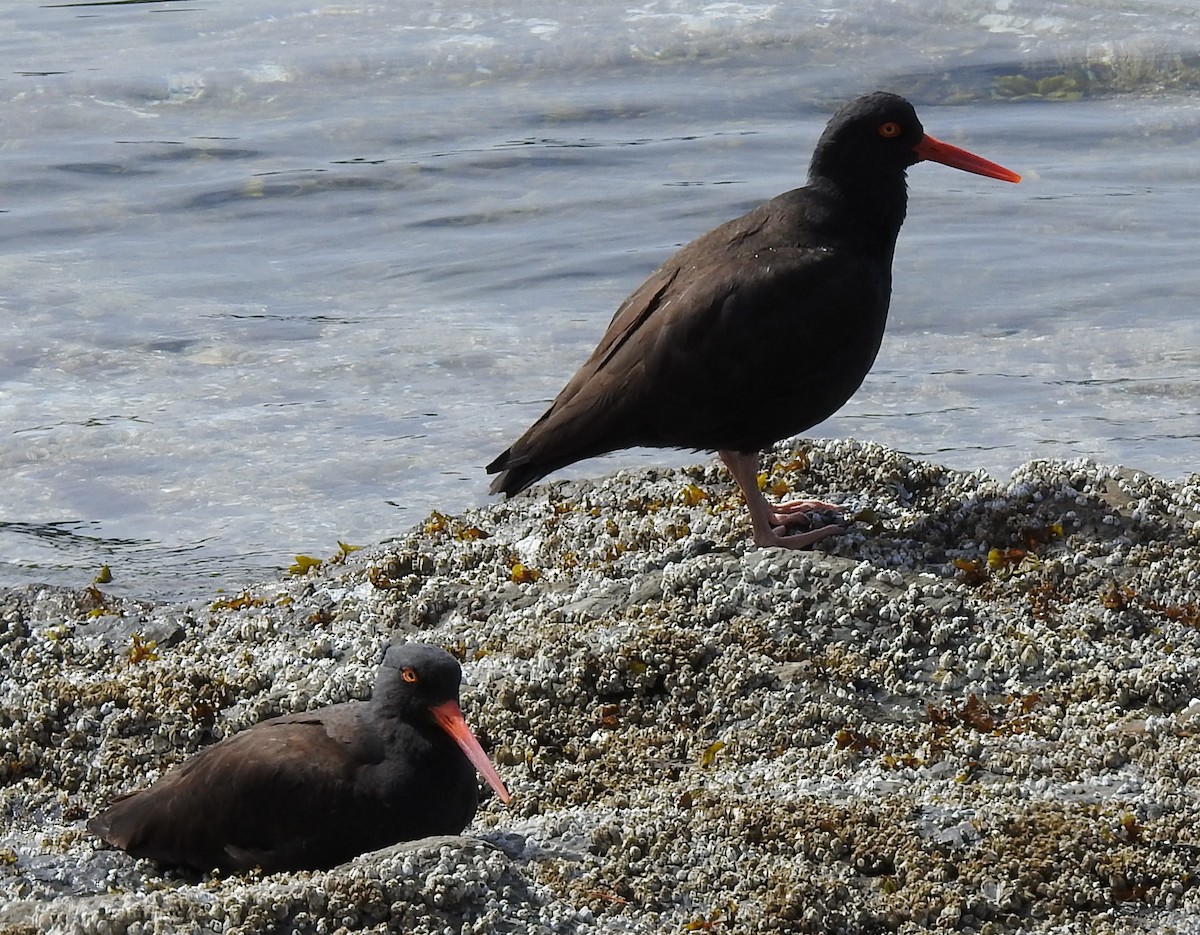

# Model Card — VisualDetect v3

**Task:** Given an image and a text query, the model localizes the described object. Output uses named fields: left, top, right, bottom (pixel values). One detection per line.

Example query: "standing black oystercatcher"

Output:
left=87, top=643, right=510, bottom=873
left=487, top=91, right=1020, bottom=548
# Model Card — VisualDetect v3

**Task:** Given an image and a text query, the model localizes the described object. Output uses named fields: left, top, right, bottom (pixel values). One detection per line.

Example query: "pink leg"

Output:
left=719, top=450, right=843, bottom=549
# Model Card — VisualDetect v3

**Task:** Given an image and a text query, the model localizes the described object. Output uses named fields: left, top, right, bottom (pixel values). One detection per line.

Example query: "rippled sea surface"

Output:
left=2, top=0, right=1198, bottom=598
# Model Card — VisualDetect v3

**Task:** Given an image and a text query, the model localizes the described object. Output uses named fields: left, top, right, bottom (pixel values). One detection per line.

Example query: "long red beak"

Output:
left=913, top=133, right=1021, bottom=183
left=430, top=699, right=512, bottom=805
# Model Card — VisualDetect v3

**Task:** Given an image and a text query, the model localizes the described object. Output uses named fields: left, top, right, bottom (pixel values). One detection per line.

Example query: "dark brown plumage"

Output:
left=87, top=643, right=510, bottom=874
left=488, top=91, right=1019, bottom=548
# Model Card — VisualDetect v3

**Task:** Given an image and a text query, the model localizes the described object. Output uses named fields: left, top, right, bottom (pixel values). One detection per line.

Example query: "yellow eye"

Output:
left=402, top=667, right=419, bottom=684
left=878, top=121, right=902, bottom=139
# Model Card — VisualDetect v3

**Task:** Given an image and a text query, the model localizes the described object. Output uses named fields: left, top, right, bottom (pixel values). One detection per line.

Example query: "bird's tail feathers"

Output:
left=486, top=450, right=549, bottom=497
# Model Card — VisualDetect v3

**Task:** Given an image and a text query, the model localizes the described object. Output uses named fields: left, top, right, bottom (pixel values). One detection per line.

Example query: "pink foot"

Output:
left=752, top=522, right=843, bottom=550
left=719, top=449, right=844, bottom=551
left=769, top=498, right=843, bottom=526
left=771, top=498, right=842, bottom=515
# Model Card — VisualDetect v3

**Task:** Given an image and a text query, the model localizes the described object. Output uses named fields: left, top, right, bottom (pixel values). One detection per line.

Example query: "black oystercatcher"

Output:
left=87, top=643, right=510, bottom=873
left=487, top=92, right=1020, bottom=548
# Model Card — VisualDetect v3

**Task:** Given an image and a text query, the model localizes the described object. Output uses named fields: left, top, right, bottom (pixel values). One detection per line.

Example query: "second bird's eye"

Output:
left=878, top=121, right=902, bottom=139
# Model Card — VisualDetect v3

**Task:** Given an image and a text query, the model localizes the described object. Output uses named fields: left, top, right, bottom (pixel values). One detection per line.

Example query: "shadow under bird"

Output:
left=87, top=643, right=511, bottom=874
left=487, top=91, right=1020, bottom=548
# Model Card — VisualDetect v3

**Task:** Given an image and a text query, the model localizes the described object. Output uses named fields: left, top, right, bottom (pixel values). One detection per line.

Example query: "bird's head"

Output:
left=811, top=91, right=1020, bottom=186
left=376, top=643, right=511, bottom=804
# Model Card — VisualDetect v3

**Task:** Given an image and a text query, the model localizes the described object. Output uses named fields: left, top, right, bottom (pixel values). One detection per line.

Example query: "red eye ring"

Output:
left=401, top=667, right=419, bottom=683
left=878, top=121, right=902, bottom=139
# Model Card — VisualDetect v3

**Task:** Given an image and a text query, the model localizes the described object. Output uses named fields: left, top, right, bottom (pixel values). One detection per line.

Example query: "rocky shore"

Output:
left=2, top=438, right=1199, bottom=934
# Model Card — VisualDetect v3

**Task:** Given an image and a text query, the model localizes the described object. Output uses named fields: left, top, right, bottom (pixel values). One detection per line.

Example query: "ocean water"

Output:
left=2, top=0, right=1198, bottom=599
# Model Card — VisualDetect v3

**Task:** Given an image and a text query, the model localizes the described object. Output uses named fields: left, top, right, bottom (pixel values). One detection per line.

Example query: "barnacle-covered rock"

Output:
left=2, top=440, right=1199, bottom=933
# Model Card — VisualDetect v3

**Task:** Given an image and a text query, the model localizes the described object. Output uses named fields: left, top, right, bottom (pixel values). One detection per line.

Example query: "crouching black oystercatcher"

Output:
left=487, top=91, right=1020, bottom=548
left=87, top=643, right=510, bottom=873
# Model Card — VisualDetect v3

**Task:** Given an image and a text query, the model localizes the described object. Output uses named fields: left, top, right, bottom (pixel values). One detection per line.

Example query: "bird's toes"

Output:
left=756, top=523, right=843, bottom=550
left=772, top=498, right=844, bottom=517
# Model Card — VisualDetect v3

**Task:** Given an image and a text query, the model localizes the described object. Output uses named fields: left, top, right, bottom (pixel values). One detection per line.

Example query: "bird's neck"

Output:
left=807, top=171, right=909, bottom=256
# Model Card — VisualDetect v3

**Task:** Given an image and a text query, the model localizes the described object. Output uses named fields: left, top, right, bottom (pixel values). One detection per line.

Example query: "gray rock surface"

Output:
left=2, top=439, right=1199, bottom=934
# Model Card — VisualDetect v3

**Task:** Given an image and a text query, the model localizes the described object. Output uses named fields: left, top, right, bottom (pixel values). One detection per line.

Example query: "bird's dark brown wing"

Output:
left=488, top=231, right=889, bottom=493
left=88, top=709, right=373, bottom=873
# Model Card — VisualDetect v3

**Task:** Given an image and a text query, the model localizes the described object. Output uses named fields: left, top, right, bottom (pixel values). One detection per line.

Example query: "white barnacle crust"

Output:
left=1, top=439, right=1199, bottom=932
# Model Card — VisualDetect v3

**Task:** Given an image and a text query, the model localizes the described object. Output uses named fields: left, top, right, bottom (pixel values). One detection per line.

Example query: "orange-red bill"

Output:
left=430, top=699, right=512, bottom=805
left=913, top=133, right=1021, bottom=183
